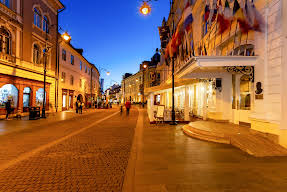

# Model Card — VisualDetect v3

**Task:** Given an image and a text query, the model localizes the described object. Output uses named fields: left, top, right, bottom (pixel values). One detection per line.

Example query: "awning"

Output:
left=177, top=56, right=257, bottom=79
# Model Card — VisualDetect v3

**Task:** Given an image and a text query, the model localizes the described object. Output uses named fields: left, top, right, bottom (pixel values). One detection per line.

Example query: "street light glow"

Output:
left=106, top=71, right=110, bottom=76
left=62, top=32, right=71, bottom=41
left=140, top=2, right=151, bottom=15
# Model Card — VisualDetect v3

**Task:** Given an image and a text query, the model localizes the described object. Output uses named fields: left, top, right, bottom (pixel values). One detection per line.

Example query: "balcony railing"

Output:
left=0, top=3, right=17, bottom=20
left=0, top=52, right=16, bottom=63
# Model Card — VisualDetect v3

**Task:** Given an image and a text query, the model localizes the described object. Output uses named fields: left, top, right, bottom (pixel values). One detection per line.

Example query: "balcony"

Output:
left=0, top=3, right=17, bottom=21
left=0, top=52, right=16, bottom=63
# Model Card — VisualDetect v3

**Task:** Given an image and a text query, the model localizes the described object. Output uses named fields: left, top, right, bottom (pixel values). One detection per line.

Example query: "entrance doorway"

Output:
left=232, top=74, right=252, bottom=126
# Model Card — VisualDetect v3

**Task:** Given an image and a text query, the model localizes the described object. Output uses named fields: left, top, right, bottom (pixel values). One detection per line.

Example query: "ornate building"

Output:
left=0, top=0, right=64, bottom=116
left=146, top=0, right=287, bottom=147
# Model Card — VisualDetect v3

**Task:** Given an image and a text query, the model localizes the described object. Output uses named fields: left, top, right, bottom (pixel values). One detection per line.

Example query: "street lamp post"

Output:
left=170, top=0, right=177, bottom=125
left=139, top=0, right=176, bottom=124
left=142, top=63, right=147, bottom=108
left=42, top=21, right=49, bottom=118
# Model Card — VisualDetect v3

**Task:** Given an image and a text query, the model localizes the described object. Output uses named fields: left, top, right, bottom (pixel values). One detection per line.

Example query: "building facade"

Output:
left=0, top=0, right=64, bottom=116
left=58, top=40, right=100, bottom=111
left=121, top=71, right=143, bottom=103
left=146, top=0, right=287, bottom=147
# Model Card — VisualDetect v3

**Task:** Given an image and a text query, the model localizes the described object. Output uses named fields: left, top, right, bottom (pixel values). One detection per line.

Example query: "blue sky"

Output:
left=59, top=0, right=170, bottom=89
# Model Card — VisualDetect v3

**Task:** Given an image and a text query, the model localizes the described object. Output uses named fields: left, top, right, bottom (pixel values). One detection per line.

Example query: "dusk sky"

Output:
left=59, top=0, right=170, bottom=89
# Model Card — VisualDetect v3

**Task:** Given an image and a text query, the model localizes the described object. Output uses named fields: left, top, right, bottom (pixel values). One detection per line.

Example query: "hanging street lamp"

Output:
left=139, top=0, right=177, bottom=125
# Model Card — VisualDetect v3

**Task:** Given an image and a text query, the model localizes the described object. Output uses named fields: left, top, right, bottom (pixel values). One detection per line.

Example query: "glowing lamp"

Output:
left=140, top=2, right=151, bottom=15
left=62, top=32, right=71, bottom=42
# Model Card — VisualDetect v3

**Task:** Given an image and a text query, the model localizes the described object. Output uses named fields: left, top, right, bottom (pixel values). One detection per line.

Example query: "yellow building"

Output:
left=58, top=40, right=100, bottom=111
left=146, top=0, right=287, bottom=147
left=0, top=0, right=64, bottom=116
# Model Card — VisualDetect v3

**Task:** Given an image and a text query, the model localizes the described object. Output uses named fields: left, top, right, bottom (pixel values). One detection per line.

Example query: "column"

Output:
left=17, top=84, right=23, bottom=113
left=147, top=93, right=154, bottom=122
left=203, top=82, right=208, bottom=120
left=184, top=86, right=190, bottom=121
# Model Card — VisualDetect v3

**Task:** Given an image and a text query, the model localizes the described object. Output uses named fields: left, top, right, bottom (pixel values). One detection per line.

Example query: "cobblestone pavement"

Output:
left=0, top=108, right=138, bottom=191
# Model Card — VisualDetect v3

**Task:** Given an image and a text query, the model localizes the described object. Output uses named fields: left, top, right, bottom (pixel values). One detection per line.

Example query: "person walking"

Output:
left=80, top=101, right=84, bottom=114
left=125, top=100, right=131, bottom=115
left=5, top=99, right=11, bottom=120
left=75, top=100, right=79, bottom=114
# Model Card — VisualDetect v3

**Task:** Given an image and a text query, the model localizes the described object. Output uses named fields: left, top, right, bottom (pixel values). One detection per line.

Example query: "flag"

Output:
left=233, top=0, right=240, bottom=15
left=183, top=4, right=193, bottom=32
left=223, top=0, right=232, bottom=19
left=204, top=4, right=210, bottom=22
left=217, top=0, right=232, bottom=34
left=246, top=0, right=265, bottom=32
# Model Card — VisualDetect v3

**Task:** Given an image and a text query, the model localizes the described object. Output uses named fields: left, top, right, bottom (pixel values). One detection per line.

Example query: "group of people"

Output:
left=75, top=100, right=84, bottom=114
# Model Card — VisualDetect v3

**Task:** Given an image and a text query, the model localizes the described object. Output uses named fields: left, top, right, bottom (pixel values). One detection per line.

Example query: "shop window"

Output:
left=62, top=49, right=66, bottom=61
left=0, top=84, right=18, bottom=108
left=240, top=75, right=251, bottom=110
left=36, top=88, right=46, bottom=107
left=23, top=87, right=31, bottom=108
left=34, top=8, right=42, bottom=28
left=0, top=27, right=11, bottom=55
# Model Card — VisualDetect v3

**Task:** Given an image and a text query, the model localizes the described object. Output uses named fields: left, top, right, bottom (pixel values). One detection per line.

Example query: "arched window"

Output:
left=0, top=84, right=18, bottom=108
left=36, top=88, right=46, bottom=107
left=23, top=87, right=31, bottom=109
left=33, top=44, right=40, bottom=64
left=34, top=8, right=42, bottom=28
left=0, top=27, right=11, bottom=55
left=43, top=16, right=49, bottom=33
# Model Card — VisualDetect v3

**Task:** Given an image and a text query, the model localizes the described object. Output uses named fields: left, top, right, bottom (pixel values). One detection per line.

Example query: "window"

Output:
left=0, top=0, right=10, bottom=8
left=71, top=55, right=74, bottom=65
left=240, top=75, right=251, bottom=110
left=61, top=72, right=66, bottom=83
left=36, top=88, right=46, bottom=107
left=43, top=16, right=49, bottom=33
left=88, top=68, right=90, bottom=75
left=0, top=84, right=18, bottom=108
left=0, top=27, right=11, bottom=55
left=34, top=8, right=41, bottom=28
left=33, top=44, right=40, bottom=64
left=79, top=79, right=82, bottom=88
left=70, top=75, right=74, bottom=85
left=62, top=49, right=66, bottom=61
left=80, top=61, right=82, bottom=70
left=85, top=65, right=87, bottom=73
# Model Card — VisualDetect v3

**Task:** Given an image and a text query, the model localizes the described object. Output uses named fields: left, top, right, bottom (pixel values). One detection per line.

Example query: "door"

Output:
left=232, top=74, right=252, bottom=125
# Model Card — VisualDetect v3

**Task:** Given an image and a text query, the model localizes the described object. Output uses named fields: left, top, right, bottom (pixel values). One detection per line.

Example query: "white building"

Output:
left=147, top=0, right=287, bottom=147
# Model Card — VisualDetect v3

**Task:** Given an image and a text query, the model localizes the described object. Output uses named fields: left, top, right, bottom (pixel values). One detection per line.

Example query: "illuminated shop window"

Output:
left=36, top=88, right=46, bottom=107
left=0, top=84, right=18, bottom=108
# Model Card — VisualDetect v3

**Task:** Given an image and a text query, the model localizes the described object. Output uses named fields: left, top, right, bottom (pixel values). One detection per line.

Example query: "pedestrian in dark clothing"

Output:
left=125, top=101, right=131, bottom=115
left=79, top=102, right=83, bottom=114
left=5, top=100, right=11, bottom=120
left=76, top=101, right=79, bottom=113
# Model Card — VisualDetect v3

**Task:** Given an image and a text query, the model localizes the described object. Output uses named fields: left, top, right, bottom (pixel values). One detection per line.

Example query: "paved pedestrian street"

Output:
left=1, top=108, right=287, bottom=191
left=0, top=108, right=137, bottom=191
